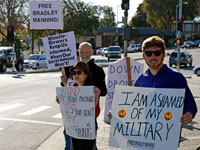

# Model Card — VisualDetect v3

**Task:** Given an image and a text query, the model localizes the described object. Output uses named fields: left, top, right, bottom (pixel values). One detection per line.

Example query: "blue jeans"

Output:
left=63, top=130, right=71, bottom=150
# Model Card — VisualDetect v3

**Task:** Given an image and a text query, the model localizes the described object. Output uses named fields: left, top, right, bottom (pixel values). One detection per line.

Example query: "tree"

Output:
left=62, top=0, right=115, bottom=36
left=142, top=0, right=198, bottom=31
left=143, top=0, right=177, bottom=30
left=197, top=0, right=200, bottom=16
left=129, top=3, right=150, bottom=27
left=0, top=0, right=29, bottom=39
left=99, top=6, right=116, bottom=27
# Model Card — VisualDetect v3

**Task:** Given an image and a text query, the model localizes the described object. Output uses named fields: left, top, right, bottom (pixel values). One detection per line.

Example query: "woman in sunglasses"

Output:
left=69, top=61, right=100, bottom=150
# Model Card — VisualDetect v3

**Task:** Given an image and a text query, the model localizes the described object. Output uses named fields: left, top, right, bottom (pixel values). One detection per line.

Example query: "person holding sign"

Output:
left=134, top=36, right=197, bottom=126
left=68, top=61, right=100, bottom=150
left=59, top=42, right=107, bottom=149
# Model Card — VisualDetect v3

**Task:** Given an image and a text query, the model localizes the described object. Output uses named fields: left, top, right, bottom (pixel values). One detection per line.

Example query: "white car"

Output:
left=193, top=65, right=200, bottom=76
left=23, top=54, right=47, bottom=69
left=127, top=44, right=141, bottom=53
left=96, top=48, right=103, bottom=55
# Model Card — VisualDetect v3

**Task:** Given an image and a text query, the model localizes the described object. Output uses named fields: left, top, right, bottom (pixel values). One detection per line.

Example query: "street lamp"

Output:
left=175, top=2, right=188, bottom=36
left=116, top=5, right=119, bottom=46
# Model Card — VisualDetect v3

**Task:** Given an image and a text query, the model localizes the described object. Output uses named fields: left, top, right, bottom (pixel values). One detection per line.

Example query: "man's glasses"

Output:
left=144, top=50, right=162, bottom=57
left=71, top=70, right=82, bottom=76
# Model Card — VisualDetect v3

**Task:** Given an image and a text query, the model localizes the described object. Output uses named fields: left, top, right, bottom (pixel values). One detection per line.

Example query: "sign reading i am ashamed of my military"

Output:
left=56, top=86, right=96, bottom=140
left=42, top=31, right=77, bottom=69
left=30, top=1, right=63, bottom=29
left=109, top=85, right=185, bottom=150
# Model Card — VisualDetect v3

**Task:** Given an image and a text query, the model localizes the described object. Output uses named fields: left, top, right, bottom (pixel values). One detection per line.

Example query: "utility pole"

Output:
left=176, top=0, right=182, bottom=71
left=121, top=0, right=129, bottom=57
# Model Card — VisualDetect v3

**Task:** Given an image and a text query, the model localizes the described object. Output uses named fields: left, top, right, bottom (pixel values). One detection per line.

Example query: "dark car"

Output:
left=194, top=40, right=200, bottom=48
left=181, top=41, right=195, bottom=49
left=169, top=51, right=192, bottom=67
left=0, top=47, right=24, bottom=72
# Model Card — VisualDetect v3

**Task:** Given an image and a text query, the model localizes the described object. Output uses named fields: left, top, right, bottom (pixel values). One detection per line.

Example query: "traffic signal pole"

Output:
left=124, top=10, right=128, bottom=57
left=176, top=0, right=182, bottom=72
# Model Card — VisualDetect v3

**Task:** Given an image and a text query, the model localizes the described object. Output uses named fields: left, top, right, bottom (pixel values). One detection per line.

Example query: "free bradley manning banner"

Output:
left=30, top=1, right=63, bottom=29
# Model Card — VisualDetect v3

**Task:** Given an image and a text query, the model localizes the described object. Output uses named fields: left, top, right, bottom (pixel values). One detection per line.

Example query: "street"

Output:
left=0, top=48, right=200, bottom=150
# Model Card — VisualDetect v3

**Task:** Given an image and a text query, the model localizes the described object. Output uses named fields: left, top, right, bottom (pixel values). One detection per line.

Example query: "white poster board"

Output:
left=42, top=31, right=77, bottom=69
left=109, top=85, right=185, bottom=150
left=104, top=58, right=144, bottom=123
left=30, top=1, right=63, bottom=29
left=56, top=86, right=96, bottom=139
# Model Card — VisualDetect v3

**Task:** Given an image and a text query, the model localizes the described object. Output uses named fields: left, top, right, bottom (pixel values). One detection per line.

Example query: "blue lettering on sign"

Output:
left=109, top=65, right=141, bottom=75
left=107, top=92, right=114, bottom=99
left=108, top=80, right=135, bottom=88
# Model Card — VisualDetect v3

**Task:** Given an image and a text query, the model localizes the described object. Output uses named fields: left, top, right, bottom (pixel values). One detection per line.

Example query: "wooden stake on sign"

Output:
left=126, top=57, right=132, bottom=86
left=45, top=29, right=67, bottom=86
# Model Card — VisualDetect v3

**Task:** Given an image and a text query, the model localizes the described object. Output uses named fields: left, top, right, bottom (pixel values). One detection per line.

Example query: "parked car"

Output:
left=127, top=44, right=141, bottom=53
left=194, top=40, right=200, bottom=48
left=23, top=54, right=47, bottom=69
left=193, top=65, right=200, bottom=76
left=169, top=51, right=193, bottom=67
left=103, top=46, right=121, bottom=60
left=96, top=48, right=103, bottom=55
left=0, top=46, right=24, bottom=72
left=181, top=41, right=195, bottom=49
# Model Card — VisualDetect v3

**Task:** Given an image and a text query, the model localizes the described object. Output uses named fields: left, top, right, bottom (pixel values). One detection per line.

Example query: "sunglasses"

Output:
left=71, top=70, right=82, bottom=76
left=144, top=50, right=162, bottom=57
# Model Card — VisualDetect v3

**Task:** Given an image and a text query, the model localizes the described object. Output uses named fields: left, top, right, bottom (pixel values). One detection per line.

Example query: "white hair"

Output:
left=79, top=42, right=92, bottom=50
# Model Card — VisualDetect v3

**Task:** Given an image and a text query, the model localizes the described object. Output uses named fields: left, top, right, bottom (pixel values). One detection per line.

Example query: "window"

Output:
left=185, top=24, right=192, bottom=31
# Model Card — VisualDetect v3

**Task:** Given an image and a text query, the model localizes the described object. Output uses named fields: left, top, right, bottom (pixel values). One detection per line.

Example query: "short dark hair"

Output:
left=142, top=36, right=166, bottom=52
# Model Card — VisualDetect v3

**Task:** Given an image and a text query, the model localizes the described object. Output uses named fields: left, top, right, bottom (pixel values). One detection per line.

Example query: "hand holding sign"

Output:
left=109, top=85, right=185, bottom=150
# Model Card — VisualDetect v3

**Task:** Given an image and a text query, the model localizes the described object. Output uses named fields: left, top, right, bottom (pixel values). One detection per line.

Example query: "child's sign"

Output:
left=56, top=86, right=96, bottom=139
left=104, top=58, right=144, bottom=123
left=109, top=85, right=185, bottom=150
left=42, top=31, right=77, bottom=69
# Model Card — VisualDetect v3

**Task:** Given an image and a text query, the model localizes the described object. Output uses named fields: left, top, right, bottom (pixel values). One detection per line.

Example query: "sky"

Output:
left=83, top=0, right=144, bottom=23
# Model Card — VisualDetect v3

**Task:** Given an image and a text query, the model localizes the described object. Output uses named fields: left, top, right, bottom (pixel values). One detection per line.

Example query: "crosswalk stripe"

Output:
left=20, top=106, right=52, bottom=115
left=52, top=74, right=60, bottom=78
left=38, top=74, right=48, bottom=77
left=0, top=103, right=25, bottom=113
left=52, top=113, right=62, bottom=119
left=0, top=118, right=62, bottom=126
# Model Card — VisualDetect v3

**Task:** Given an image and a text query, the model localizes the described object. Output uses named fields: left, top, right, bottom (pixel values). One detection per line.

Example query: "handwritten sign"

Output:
left=42, top=31, right=77, bottom=69
left=109, top=85, right=185, bottom=150
left=30, top=1, right=63, bottom=29
left=104, top=58, right=144, bottom=123
left=56, top=86, right=96, bottom=140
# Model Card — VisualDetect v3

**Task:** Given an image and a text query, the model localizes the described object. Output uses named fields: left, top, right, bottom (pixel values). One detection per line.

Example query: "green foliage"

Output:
left=129, top=3, right=150, bottom=27
left=141, top=0, right=199, bottom=31
left=62, top=0, right=115, bottom=36
left=99, top=6, right=116, bottom=27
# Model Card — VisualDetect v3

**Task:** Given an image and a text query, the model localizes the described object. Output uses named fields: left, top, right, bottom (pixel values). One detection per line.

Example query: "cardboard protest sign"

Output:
left=42, top=31, right=77, bottom=69
left=56, top=86, right=96, bottom=140
left=30, top=1, right=63, bottom=29
left=104, top=58, right=144, bottom=123
left=109, top=85, right=185, bottom=150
